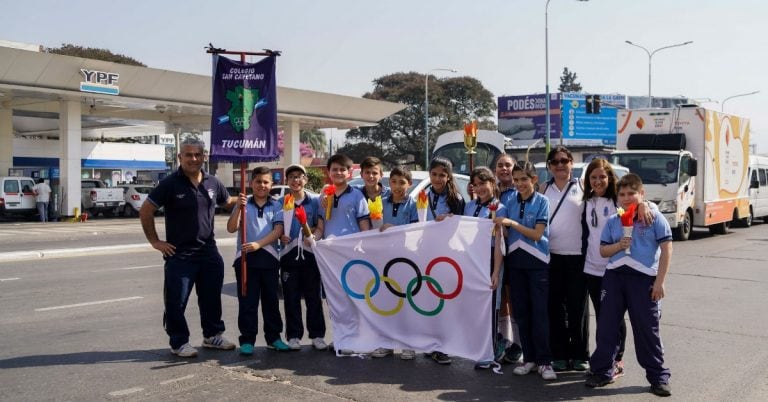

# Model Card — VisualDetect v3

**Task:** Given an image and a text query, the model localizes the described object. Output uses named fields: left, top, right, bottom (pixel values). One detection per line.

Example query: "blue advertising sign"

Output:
left=561, top=93, right=626, bottom=146
left=498, top=94, right=561, bottom=145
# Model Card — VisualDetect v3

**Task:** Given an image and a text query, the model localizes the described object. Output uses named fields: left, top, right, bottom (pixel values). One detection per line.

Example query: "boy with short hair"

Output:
left=227, top=166, right=289, bottom=355
left=279, top=164, right=328, bottom=351
left=314, top=154, right=371, bottom=240
left=357, top=156, right=391, bottom=202
left=586, top=173, right=673, bottom=397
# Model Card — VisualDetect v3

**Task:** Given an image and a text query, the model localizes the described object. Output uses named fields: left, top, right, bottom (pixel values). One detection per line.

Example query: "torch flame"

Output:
left=464, top=120, right=478, bottom=137
left=283, top=193, right=294, bottom=210
left=368, top=195, right=383, bottom=220
left=619, top=203, right=637, bottom=227
left=417, top=190, right=428, bottom=209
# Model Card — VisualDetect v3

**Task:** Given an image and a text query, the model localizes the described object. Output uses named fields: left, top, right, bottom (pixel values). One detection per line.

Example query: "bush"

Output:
left=306, top=167, right=326, bottom=192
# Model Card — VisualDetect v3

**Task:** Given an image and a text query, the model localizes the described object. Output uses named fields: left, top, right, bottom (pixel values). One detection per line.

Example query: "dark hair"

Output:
left=251, top=166, right=272, bottom=181
left=493, top=153, right=516, bottom=169
left=583, top=158, right=618, bottom=202
left=327, top=153, right=353, bottom=169
left=546, top=146, right=573, bottom=164
left=470, top=167, right=499, bottom=200
left=512, top=161, right=537, bottom=178
left=390, top=165, right=412, bottom=182
left=616, top=173, right=644, bottom=191
left=36, top=178, right=45, bottom=184
left=429, top=156, right=463, bottom=212
left=360, top=156, right=382, bottom=171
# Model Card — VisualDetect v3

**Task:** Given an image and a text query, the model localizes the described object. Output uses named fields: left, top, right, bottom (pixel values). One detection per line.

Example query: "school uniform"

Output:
left=590, top=208, right=672, bottom=385
left=382, top=193, right=418, bottom=226
left=425, top=187, right=465, bottom=221
left=232, top=196, right=284, bottom=346
left=320, top=185, right=369, bottom=237
left=279, top=193, right=325, bottom=342
left=503, top=191, right=552, bottom=365
left=354, top=183, right=392, bottom=202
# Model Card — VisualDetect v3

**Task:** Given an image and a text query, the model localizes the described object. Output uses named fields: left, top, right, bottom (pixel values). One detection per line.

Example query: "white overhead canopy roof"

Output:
left=0, top=45, right=405, bottom=137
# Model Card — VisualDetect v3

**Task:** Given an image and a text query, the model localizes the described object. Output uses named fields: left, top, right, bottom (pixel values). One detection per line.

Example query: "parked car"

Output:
left=81, top=179, right=125, bottom=217
left=534, top=162, right=629, bottom=184
left=347, top=171, right=471, bottom=202
left=0, top=176, right=37, bottom=218
left=121, top=184, right=155, bottom=217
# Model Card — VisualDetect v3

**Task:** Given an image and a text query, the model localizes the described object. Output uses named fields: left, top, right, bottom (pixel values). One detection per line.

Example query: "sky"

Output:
left=1, top=0, right=766, bottom=153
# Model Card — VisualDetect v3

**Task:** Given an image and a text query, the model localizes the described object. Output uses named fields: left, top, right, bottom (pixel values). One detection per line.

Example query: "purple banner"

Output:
left=210, top=56, right=278, bottom=162
left=497, top=94, right=561, bottom=144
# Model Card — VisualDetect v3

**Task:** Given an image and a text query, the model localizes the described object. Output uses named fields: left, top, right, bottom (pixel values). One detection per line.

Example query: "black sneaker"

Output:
left=650, top=383, right=672, bottom=397
left=503, top=344, right=523, bottom=364
left=430, top=351, right=452, bottom=365
left=585, top=374, right=614, bottom=388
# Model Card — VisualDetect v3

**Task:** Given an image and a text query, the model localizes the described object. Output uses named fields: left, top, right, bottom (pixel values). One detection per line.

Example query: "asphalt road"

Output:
left=0, top=217, right=767, bottom=401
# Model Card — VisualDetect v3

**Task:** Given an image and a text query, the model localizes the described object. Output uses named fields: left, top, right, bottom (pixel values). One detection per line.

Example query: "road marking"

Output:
left=94, top=264, right=162, bottom=272
left=108, top=387, right=144, bottom=396
left=159, top=374, right=195, bottom=385
left=0, top=277, right=20, bottom=282
left=35, top=296, right=143, bottom=312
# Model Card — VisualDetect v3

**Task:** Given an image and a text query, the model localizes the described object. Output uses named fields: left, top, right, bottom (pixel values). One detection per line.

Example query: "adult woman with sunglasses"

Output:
left=540, top=146, right=590, bottom=372
left=582, top=158, right=627, bottom=379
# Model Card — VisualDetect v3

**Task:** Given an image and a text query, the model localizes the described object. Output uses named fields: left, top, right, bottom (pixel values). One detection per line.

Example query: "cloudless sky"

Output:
left=1, top=0, right=766, bottom=152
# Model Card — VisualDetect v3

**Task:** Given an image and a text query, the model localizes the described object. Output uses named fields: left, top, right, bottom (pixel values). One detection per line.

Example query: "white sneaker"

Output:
left=370, top=347, right=393, bottom=358
left=287, top=338, right=302, bottom=350
left=513, top=362, right=537, bottom=375
left=538, top=364, right=557, bottom=380
left=400, top=349, right=416, bottom=360
left=202, top=333, right=236, bottom=350
left=171, top=343, right=198, bottom=357
left=312, top=337, right=328, bottom=350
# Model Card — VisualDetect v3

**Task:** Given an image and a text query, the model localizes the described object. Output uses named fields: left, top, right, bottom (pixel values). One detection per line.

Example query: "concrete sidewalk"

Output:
left=0, top=237, right=236, bottom=262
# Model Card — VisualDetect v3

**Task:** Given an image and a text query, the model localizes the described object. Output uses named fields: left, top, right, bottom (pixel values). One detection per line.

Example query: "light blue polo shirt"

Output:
left=232, top=196, right=283, bottom=265
left=503, top=191, right=550, bottom=269
left=383, top=194, right=418, bottom=226
left=278, top=192, right=320, bottom=254
left=354, top=183, right=392, bottom=202
left=499, top=187, right=517, bottom=206
left=601, top=208, right=672, bottom=276
left=425, top=186, right=465, bottom=221
left=320, top=185, right=370, bottom=238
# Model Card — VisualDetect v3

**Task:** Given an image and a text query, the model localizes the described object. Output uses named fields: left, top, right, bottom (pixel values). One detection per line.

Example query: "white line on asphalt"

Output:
left=35, top=296, right=144, bottom=312
left=94, top=264, right=162, bottom=272
left=159, top=374, right=195, bottom=385
left=0, top=277, right=20, bottom=282
left=108, top=387, right=144, bottom=396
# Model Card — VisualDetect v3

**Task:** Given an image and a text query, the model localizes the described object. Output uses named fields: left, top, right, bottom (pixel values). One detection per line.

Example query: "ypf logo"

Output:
left=80, top=69, right=120, bottom=95
left=340, top=257, right=463, bottom=316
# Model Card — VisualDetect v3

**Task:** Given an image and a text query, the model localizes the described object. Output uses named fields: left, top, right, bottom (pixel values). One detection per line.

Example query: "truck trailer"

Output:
left=612, top=106, right=750, bottom=240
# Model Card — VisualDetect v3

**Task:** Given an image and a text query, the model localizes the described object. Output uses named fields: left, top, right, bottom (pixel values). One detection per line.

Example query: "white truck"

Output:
left=612, top=106, right=751, bottom=240
left=81, top=179, right=125, bottom=217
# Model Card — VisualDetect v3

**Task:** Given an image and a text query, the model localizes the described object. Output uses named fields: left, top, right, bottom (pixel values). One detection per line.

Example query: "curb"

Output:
left=0, top=237, right=236, bottom=262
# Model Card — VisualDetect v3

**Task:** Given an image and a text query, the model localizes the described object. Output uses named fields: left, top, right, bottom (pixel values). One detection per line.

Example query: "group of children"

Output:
left=225, top=148, right=673, bottom=397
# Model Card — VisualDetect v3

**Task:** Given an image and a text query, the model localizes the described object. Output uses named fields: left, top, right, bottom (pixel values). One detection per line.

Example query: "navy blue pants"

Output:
left=507, top=264, right=552, bottom=365
left=590, top=266, right=670, bottom=384
left=163, top=249, right=226, bottom=349
left=281, top=250, right=326, bottom=340
left=233, top=257, right=283, bottom=345
left=586, top=272, right=626, bottom=361
left=548, top=253, right=589, bottom=361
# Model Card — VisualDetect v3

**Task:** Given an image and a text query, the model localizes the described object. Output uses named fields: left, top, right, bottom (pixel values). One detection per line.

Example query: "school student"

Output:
left=227, top=167, right=288, bottom=355
left=279, top=164, right=327, bottom=351
left=356, top=156, right=391, bottom=202
left=494, top=161, right=556, bottom=381
left=586, top=173, right=673, bottom=397
left=314, top=153, right=371, bottom=240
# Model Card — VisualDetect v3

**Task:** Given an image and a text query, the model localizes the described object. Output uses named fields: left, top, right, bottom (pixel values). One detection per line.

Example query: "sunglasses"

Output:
left=548, top=158, right=571, bottom=166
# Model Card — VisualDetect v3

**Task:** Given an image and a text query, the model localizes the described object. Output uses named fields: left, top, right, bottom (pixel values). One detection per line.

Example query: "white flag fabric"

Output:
left=313, top=216, right=494, bottom=362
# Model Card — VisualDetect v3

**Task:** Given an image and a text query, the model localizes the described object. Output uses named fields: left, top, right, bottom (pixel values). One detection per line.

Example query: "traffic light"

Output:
left=585, top=95, right=593, bottom=114
left=593, top=95, right=601, bottom=114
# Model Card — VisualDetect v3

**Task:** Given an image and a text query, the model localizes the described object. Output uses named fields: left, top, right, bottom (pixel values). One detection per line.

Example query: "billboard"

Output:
left=498, top=94, right=561, bottom=146
left=561, top=93, right=627, bottom=146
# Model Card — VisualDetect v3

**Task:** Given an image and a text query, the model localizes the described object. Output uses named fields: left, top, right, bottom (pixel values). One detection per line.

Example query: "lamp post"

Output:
left=545, top=0, right=589, bottom=155
left=721, top=90, right=760, bottom=112
left=625, top=40, right=693, bottom=108
left=425, top=68, right=457, bottom=169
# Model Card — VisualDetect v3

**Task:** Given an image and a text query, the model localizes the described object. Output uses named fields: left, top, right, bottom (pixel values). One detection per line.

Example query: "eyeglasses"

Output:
left=286, top=175, right=305, bottom=181
left=548, top=158, right=571, bottom=166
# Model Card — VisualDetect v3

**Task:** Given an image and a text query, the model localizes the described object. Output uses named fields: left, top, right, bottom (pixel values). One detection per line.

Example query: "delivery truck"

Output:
left=612, top=106, right=750, bottom=241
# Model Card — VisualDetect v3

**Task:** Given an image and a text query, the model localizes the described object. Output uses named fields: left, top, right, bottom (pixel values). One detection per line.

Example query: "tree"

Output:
left=45, top=44, right=146, bottom=67
left=345, top=72, right=497, bottom=169
left=559, top=67, right=582, bottom=92
left=300, top=128, right=327, bottom=156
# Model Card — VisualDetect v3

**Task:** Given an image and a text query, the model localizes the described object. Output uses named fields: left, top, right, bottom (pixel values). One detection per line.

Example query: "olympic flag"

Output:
left=313, top=216, right=494, bottom=362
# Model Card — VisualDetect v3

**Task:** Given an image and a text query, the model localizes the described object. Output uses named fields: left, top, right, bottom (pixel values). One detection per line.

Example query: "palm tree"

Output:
left=300, top=128, right=327, bottom=156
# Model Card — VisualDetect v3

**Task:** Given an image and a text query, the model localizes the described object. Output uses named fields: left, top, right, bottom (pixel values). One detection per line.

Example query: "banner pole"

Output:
left=239, top=52, right=248, bottom=298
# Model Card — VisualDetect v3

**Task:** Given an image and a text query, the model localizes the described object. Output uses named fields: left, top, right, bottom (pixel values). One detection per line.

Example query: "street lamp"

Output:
left=625, top=40, right=693, bottom=108
left=425, top=68, right=457, bottom=168
left=721, top=90, right=760, bottom=112
left=545, top=0, right=589, bottom=155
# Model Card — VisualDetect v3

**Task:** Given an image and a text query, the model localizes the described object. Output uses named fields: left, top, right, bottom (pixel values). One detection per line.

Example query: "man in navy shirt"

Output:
left=140, top=138, right=237, bottom=358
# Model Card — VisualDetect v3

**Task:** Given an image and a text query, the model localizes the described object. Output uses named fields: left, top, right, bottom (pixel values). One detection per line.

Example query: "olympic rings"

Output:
left=339, top=256, right=462, bottom=316
left=365, top=277, right=404, bottom=316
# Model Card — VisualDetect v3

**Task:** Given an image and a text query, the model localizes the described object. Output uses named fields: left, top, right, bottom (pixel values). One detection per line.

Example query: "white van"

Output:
left=747, top=155, right=768, bottom=225
left=0, top=176, right=37, bottom=217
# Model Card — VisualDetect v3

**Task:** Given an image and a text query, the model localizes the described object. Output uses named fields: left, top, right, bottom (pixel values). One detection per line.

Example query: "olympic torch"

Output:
left=282, top=193, right=294, bottom=239
left=618, top=203, right=638, bottom=255
left=464, top=119, right=478, bottom=173
left=294, top=205, right=314, bottom=245
left=488, top=199, right=499, bottom=236
left=368, top=195, right=384, bottom=229
left=323, top=184, right=336, bottom=221
left=417, top=190, right=428, bottom=223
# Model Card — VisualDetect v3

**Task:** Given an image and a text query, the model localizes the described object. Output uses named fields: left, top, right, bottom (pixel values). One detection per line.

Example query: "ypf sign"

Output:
left=79, top=69, right=120, bottom=95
